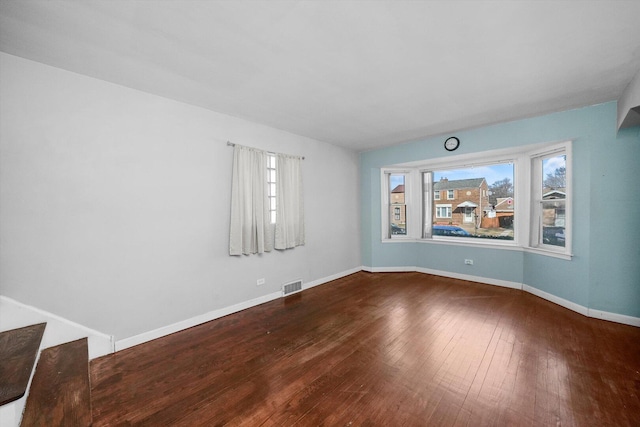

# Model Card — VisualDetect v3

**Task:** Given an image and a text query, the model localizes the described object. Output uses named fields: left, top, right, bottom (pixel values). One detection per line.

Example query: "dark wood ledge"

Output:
left=22, top=338, right=92, bottom=426
left=0, top=323, right=46, bottom=406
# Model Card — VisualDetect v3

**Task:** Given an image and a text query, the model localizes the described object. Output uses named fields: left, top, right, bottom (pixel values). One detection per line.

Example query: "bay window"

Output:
left=381, top=140, right=572, bottom=259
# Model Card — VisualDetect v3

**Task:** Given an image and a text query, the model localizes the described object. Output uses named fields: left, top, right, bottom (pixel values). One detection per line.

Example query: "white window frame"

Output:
left=435, top=204, right=452, bottom=219
left=447, top=189, right=455, bottom=200
left=528, top=144, right=572, bottom=257
left=381, top=170, right=420, bottom=239
left=422, top=172, right=433, bottom=238
left=380, top=140, right=572, bottom=259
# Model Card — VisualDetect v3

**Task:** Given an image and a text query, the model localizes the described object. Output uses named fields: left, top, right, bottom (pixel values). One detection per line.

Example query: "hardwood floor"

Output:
left=90, top=272, right=640, bottom=426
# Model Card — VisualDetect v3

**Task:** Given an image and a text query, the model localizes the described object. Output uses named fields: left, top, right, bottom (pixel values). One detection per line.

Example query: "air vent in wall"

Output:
left=283, top=280, right=303, bottom=296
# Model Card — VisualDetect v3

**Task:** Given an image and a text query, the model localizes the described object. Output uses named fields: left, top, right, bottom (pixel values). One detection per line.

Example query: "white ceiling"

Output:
left=1, top=1, right=640, bottom=151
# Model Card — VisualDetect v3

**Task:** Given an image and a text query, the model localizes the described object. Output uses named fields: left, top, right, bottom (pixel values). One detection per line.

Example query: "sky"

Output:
left=434, top=163, right=514, bottom=186
left=390, top=163, right=514, bottom=191
left=390, top=174, right=405, bottom=191
left=543, top=154, right=566, bottom=177
left=390, top=154, right=565, bottom=192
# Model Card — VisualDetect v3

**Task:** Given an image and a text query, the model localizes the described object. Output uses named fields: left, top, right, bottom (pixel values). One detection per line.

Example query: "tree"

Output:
left=544, top=167, right=566, bottom=189
left=489, top=178, right=513, bottom=205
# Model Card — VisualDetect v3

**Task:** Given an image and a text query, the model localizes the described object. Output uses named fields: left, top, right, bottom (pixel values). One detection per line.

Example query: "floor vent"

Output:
left=283, top=280, right=303, bottom=296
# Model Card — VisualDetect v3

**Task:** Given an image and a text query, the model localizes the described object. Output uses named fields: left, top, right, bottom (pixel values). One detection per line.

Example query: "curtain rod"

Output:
left=226, top=141, right=305, bottom=160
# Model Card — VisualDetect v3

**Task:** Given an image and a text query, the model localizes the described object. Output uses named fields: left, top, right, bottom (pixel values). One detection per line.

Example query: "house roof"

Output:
left=543, top=189, right=566, bottom=199
left=434, top=178, right=485, bottom=190
left=494, top=197, right=514, bottom=211
left=457, top=201, right=478, bottom=208
left=391, top=184, right=405, bottom=193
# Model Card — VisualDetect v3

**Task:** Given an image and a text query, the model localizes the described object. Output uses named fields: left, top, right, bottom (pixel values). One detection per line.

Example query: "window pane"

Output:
left=541, top=200, right=565, bottom=247
left=432, top=163, right=514, bottom=240
left=539, top=154, right=566, bottom=247
left=435, top=204, right=452, bottom=218
left=542, top=155, right=566, bottom=191
left=390, top=175, right=406, bottom=235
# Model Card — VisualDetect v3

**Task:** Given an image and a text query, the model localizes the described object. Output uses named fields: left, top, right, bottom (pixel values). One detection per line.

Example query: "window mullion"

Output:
left=422, top=172, right=433, bottom=238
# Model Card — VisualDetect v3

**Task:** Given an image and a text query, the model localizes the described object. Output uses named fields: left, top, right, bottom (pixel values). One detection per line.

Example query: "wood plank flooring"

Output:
left=90, top=272, right=640, bottom=426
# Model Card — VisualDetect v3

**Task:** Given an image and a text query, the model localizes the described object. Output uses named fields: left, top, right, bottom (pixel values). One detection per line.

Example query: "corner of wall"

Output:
left=617, top=68, right=640, bottom=130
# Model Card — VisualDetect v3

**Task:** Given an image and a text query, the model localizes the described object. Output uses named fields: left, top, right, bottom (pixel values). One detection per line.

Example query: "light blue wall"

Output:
left=360, top=102, right=640, bottom=318
left=588, top=122, right=640, bottom=316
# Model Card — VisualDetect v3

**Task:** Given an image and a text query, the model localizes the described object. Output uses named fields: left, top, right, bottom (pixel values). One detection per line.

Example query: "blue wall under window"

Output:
left=360, top=102, right=640, bottom=318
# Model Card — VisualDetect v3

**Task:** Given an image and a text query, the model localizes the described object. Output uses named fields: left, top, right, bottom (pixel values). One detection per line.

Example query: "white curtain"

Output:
left=229, top=145, right=273, bottom=255
left=275, top=153, right=305, bottom=249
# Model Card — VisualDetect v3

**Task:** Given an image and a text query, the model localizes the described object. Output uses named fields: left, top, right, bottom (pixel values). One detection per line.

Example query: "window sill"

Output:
left=522, top=246, right=573, bottom=260
left=382, top=237, right=418, bottom=243
left=381, top=237, right=573, bottom=260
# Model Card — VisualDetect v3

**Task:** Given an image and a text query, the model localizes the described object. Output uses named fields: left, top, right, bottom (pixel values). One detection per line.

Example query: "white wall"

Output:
left=0, top=53, right=361, bottom=340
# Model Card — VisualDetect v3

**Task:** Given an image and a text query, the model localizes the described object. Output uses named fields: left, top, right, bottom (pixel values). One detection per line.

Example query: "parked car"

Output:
left=543, top=226, right=565, bottom=246
left=432, top=225, right=471, bottom=237
left=391, top=223, right=406, bottom=235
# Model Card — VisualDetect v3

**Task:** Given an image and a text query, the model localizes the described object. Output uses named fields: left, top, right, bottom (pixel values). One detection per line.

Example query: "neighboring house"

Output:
left=433, top=178, right=489, bottom=227
left=390, top=184, right=406, bottom=233
left=542, top=188, right=566, bottom=227
left=483, top=197, right=515, bottom=228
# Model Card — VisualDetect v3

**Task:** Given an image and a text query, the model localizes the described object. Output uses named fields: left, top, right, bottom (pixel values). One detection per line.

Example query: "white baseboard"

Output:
left=115, top=290, right=282, bottom=351
left=361, top=265, right=640, bottom=328
left=522, top=284, right=589, bottom=316
left=6, top=263, right=636, bottom=365
left=415, top=267, right=523, bottom=290
left=361, top=265, right=417, bottom=273
left=588, top=308, right=640, bottom=327
left=115, top=266, right=364, bottom=351
left=304, top=266, right=366, bottom=289
left=362, top=265, right=523, bottom=290
left=0, top=295, right=114, bottom=359
left=362, top=266, right=523, bottom=289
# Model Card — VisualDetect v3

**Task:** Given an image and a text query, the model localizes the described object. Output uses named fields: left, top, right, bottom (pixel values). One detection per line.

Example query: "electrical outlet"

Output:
left=257, top=278, right=265, bottom=286
left=464, top=259, right=474, bottom=265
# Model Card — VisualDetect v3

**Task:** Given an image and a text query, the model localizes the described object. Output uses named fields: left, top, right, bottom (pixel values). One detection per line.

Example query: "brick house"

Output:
left=482, top=196, right=515, bottom=228
left=542, top=188, right=566, bottom=227
left=433, top=178, right=489, bottom=228
left=390, top=184, right=406, bottom=233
